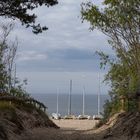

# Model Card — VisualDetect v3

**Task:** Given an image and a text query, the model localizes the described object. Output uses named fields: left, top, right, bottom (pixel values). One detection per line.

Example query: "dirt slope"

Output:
left=0, top=106, right=58, bottom=140
left=1, top=108, right=140, bottom=140
left=91, top=112, right=140, bottom=140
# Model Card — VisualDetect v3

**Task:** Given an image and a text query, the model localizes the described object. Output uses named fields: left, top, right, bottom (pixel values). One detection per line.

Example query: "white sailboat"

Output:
left=77, top=86, right=91, bottom=120
left=68, top=79, right=72, bottom=116
left=64, top=80, right=76, bottom=119
left=52, top=88, right=61, bottom=120
left=93, top=73, right=102, bottom=120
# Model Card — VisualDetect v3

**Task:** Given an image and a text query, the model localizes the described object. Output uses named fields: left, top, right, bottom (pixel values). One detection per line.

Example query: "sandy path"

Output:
left=20, top=128, right=96, bottom=140
left=18, top=119, right=126, bottom=140
left=19, top=120, right=100, bottom=140
left=53, top=119, right=99, bottom=130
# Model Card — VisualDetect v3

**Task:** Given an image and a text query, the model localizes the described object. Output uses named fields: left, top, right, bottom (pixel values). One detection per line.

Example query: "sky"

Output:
left=2, top=0, right=113, bottom=95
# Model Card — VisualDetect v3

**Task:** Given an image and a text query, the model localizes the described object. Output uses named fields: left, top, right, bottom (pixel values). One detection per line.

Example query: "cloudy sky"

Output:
left=5, top=0, right=113, bottom=95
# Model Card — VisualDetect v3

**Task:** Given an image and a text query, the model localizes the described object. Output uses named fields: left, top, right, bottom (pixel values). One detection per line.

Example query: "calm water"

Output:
left=31, top=93, right=109, bottom=116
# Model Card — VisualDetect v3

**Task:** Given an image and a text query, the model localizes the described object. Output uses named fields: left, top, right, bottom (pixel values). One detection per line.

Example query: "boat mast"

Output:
left=82, top=86, right=85, bottom=116
left=97, top=73, right=101, bottom=116
left=56, top=88, right=59, bottom=115
left=68, top=79, right=72, bottom=115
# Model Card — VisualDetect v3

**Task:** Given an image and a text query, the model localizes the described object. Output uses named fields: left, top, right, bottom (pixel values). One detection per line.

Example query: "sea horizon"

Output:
left=31, top=93, right=110, bottom=116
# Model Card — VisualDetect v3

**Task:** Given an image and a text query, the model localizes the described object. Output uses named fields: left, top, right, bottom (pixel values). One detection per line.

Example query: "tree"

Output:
left=81, top=0, right=140, bottom=115
left=0, top=23, right=30, bottom=99
left=0, top=0, right=58, bottom=34
left=81, top=0, right=139, bottom=72
left=0, top=24, right=16, bottom=92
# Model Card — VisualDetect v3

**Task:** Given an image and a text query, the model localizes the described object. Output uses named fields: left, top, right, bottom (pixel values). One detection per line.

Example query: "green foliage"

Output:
left=0, top=63, right=8, bottom=92
left=10, top=78, right=30, bottom=98
left=0, top=0, right=58, bottom=34
left=101, top=100, right=113, bottom=122
left=96, top=51, right=111, bottom=69
left=81, top=0, right=140, bottom=123
left=0, top=24, right=30, bottom=99
left=96, top=99, right=115, bottom=128
left=0, top=24, right=16, bottom=93
left=0, top=102, right=14, bottom=110
left=0, top=24, right=47, bottom=117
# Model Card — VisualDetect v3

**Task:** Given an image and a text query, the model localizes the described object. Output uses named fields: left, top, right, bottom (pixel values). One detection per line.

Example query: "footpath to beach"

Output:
left=18, top=112, right=140, bottom=140
left=18, top=119, right=100, bottom=140
left=53, top=119, right=98, bottom=130
left=19, top=119, right=124, bottom=140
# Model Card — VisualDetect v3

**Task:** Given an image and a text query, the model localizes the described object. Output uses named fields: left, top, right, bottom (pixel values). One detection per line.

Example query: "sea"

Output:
left=31, top=93, right=110, bottom=116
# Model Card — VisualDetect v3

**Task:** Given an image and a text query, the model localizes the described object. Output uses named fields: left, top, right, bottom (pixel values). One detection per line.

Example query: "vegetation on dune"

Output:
left=81, top=0, right=140, bottom=123
left=0, top=1, right=58, bottom=139
left=0, top=24, right=58, bottom=140
left=0, top=1, right=59, bottom=137
left=0, top=0, right=58, bottom=121
left=0, top=24, right=28, bottom=97
left=0, top=23, right=49, bottom=120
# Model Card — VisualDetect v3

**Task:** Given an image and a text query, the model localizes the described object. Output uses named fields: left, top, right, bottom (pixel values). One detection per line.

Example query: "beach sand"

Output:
left=52, top=119, right=99, bottom=130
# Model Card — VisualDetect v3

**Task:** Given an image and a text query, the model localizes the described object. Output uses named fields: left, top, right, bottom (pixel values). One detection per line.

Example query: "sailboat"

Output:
left=64, top=80, right=76, bottom=119
left=52, top=88, right=61, bottom=120
left=77, top=86, right=91, bottom=120
left=93, top=73, right=103, bottom=120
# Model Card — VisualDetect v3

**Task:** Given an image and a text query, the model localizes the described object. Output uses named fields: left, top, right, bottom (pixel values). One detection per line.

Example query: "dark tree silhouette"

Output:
left=0, top=0, right=58, bottom=34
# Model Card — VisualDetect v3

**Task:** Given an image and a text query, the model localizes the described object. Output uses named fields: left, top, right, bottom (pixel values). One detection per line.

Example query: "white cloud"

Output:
left=17, top=51, right=47, bottom=62
left=5, top=0, right=111, bottom=94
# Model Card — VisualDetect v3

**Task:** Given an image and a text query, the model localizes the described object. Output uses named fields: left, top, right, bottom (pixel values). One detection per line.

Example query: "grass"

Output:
left=0, top=101, right=14, bottom=110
